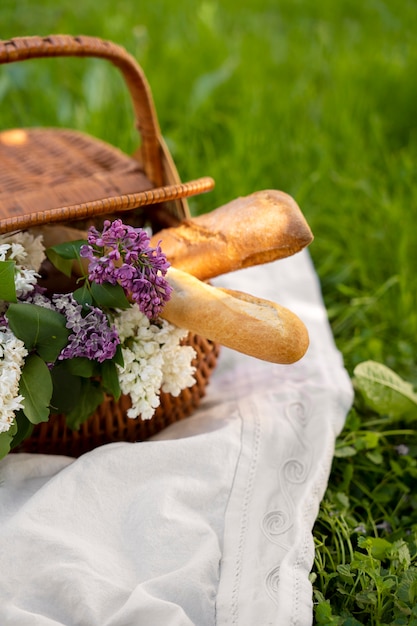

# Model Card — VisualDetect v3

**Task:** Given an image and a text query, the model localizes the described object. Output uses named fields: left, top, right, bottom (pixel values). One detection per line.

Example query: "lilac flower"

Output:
left=83, top=256, right=118, bottom=286
left=52, top=294, right=120, bottom=363
left=354, top=524, right=367, bottom=534
left=0, top=326, right=27, bottom=433
left=395, top=444, right=409, bottom=456
left=80, top=220, right=172, bottom=319
left=375, top=520, right=392, bottom=534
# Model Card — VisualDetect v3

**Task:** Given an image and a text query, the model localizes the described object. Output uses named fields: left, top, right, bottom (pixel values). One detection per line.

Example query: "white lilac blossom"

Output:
left=13, top=267, right=40, bottom=299
left=157, top=324, right=197, bottom=397
left=114, top=304, right=196, bottom=420
left=1, top=231, right=45, bottom=271
left=80, top=219, right=172, bottom=319
left=0, top=326, right=27, bottom=433
left=0, top=231, right=45, bottom=300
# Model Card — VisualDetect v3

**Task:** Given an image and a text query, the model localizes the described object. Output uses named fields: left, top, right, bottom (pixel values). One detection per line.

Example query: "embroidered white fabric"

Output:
left=0, top=250, right=353, bottom=625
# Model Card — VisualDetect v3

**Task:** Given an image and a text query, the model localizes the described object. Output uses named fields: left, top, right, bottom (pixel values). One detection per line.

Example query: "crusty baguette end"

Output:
left=161, top=267, right=309, bottom=364
left=152, top=189, right=313, bottom=280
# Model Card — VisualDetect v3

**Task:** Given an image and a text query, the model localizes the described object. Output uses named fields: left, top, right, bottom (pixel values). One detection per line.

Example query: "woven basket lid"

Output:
left=0, top=175, right=215, bottom=234
left=0, top=127, right=214, bottom=235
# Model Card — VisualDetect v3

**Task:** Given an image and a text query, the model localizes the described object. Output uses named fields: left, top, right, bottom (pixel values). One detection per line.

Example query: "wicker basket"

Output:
left=0, top=34, right=219, bottom=457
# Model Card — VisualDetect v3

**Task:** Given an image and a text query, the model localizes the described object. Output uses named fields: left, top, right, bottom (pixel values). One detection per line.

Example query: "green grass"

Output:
left=1, top=1, right=417, bottom=622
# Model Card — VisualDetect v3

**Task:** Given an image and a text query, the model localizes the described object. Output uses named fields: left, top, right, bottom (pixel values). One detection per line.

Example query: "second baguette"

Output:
left=151, top=189, right=313, bottom=280
left=161, top=267, right=309, bottom=364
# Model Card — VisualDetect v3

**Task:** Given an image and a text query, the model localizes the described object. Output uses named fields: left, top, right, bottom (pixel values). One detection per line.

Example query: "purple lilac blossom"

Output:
left=52, top=294, right=120, bottom=363
left=80, top=219, right=172, bottom=319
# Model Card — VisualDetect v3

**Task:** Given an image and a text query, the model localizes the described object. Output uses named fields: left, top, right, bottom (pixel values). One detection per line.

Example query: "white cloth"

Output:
left=0, top=250, right=353, bottom=626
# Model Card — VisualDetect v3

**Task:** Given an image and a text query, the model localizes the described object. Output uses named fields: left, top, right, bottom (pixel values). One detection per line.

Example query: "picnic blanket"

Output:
left=0, top=249, right=353, bottom=625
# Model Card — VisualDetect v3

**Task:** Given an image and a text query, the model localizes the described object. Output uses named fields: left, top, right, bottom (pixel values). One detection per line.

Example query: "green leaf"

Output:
left=73, top=283, right=93, bottom=307
left=0, top=430, right=14, bottom=459
left=353, top=360, right=417, bottom=419
left=47, top=240, right=86, bottom=260
left=6, top=302, right=70, bottom=362
left=313, top=598, right=335, bottom=625
left=0, top=417, right=18, bottom=459
left=336, top=564, right=355, bottom=582
left=366, top=449, right=383, bottom=465
left=90, top=282, right=130, bottom=309
left=50, top=363, right=82, bottom=414
left=45, top=248, right=74, bottom=278
left=19, top=354, right=53, bottom=424
left=369, top=537, right=393, bottom=560
left=397, top=568, right=417, bottom=604
left=46, top=240, right=86, bottom=277
left=0, top=260, right=17, bottom=302
left=334, top=444, right=357, bottom=458
left=65, top=379, right=104, bottom=430
left=358, top=535, right=393, bottom=560
left=340, top=617, right=365, bottom=626
left=113, top=343, right=124, bottom=367
left=359, top=431, right=380, bottom=450
left=335, top=491, right=350, bottom=509
left=100, top=359, right=121, bottom=400
left=65, top=357, right=97, bottom=378
left=394, top=539, right=411, bottom=570
left=354, top=590, right=378, bottom=606
left=10, top=410, right=34, bottom=449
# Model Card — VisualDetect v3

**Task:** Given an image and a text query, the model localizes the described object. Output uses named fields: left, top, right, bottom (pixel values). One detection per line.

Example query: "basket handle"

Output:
left=0, top=34, right=165, bottom=187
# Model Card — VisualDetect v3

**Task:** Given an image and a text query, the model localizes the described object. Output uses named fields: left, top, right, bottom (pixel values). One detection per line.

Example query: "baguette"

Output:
left=150, top=189, right=313, bottom=280
left=33, top=225, right=309, bottom=363
left=161, top=267, right=309, bottom=364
